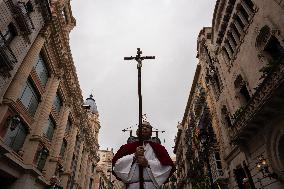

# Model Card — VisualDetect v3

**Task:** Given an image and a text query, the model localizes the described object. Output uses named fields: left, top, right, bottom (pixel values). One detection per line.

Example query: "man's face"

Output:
left=136, top=124, right=152, bottom=139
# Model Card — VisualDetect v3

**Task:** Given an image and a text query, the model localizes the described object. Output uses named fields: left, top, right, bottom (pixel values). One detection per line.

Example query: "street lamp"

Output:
left=256, top=155, right=278, bottom=179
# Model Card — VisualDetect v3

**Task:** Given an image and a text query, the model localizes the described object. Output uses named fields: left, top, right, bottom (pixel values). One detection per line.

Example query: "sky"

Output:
left=70, top=0, right=216, bottom=156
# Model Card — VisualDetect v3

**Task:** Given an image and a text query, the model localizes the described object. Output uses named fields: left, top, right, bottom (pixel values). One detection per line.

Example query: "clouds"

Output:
left=70, top=0, right=216, bottom=155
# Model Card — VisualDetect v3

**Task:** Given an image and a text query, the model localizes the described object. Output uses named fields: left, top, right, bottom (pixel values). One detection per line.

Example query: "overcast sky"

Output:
left=70, top=0, right=216, bottom=155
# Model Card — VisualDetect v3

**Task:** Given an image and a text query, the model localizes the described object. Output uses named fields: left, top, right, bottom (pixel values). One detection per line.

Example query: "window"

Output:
left=59, top=139, right=67, bottom=158
left=34, top=54, right=49, bottom=86
left=221, top=106, right=232, bottom=127
left=263, top=36, right=284, bottom=62
left=229, top=32, right=238, bottom=48
left=92, top=164, right=96, bottom=173
left=53, top=93, right=62, bottom=113
left=1, top=23, right=17, bottom=45
left=62, top=8, right=68, bottom=23
left=232, top=24, right=241, bottom=39
left=239, top=6, right=249, bottom=21
left=234, top=75, right=251, bottom=105
left=244, top=0, right=254, bottom=11
left=43, top=116, right=55, bottom=140
left=4, top=118, right=28, bottom=152
left=240, top=85, right=251, bottom=103
left=34, top=145, right=49, bottom=171
left=89, top=178, right=93, bottom=189
left=65, top=118, right=72, bottom=133
left=236, top=16, right=245, bottom=30
left=26, top=1, right=34, bottom=13
left=20, top=80, right=40, bottom=116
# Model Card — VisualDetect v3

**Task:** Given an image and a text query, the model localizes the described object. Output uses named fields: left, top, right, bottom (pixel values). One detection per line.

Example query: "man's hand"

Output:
left=135, top=146, right=144, bottom=157
left=137, top=156, right=149, bottom=167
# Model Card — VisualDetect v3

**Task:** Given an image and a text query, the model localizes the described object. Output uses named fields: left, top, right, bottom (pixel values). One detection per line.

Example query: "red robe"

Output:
left=112, top=141, right=175, bottom=182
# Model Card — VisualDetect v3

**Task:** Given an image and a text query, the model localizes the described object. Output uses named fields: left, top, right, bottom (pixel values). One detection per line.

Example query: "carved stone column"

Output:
left=74, top=140, right=84, bottom=184
left=79, top=150, right=89, bottom=187
left=84, top=157, right=92, bottom=189
left=33, top=75, right=60, bottom=135
left=45, top=105, right=70, bottom=180
left=61, top=126, right=78, bottom=188
left=3, top=34, right=46, bottom=102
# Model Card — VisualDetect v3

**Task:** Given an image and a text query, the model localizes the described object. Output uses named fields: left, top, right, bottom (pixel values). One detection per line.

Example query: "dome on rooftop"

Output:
left=84, top=94, right=98, bottom=114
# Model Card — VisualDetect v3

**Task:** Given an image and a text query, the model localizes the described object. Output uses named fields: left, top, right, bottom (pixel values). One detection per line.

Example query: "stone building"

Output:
left=174, top=63, right=226, bottom=189
left=161, top=156, right=177, bottom=189
left=0, top=0, right=100, bottom=188
left=176, top=0, right=284, bottom=188
left=94, top=149, right=124, bottom=189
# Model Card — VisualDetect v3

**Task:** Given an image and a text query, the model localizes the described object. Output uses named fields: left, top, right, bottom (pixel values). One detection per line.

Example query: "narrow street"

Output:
left=0, top=0, right=283, bottom=189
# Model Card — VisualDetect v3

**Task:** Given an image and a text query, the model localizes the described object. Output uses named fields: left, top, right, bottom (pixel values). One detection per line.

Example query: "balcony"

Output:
left=0, top=34, right=17, bottom=78
left=5, top=0, right=35, bottom=36
left=231, top=62, right=284, bottom=144
left=36, top=0, right=52, bottom=23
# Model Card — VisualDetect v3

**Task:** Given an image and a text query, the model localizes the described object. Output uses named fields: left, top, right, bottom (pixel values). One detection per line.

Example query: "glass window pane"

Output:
left=59, top=141, right=67, bottom=157
left=20, top=82, right=32, bottom=108
left=35, top=55, right=49, bottom=86
left=20, top=81, right=39, bottom=116
left=53, top=93, right=62, bottom=113
left=4, top=121, right=27, bottom=152
left=44, top=117, right=55, bottom=140
left=4, top=126, right=18, bottom=148
left=29, top=95, right=39, bottom=115
left=13, top=125, right=27, bottom=151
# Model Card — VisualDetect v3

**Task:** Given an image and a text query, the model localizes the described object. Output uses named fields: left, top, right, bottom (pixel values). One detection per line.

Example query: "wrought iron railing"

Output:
left=36, top=0, right=52, bottom=23
left=0, top=32, right=17, bottom=78
left=5, top=0, right=35, bottom=35
left=231, top=61, right=284, bottom=141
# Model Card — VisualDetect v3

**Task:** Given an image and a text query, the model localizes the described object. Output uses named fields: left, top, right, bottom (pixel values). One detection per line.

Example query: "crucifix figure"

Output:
left=112, top=48, right=175, bottom=189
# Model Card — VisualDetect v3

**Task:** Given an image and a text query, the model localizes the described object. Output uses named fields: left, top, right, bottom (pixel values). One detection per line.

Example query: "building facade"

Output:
left=94, top=149, right=124, bottom=189
left=176, top=0, right=284, bottom=188
left=0, top=0, right=100, bottom=188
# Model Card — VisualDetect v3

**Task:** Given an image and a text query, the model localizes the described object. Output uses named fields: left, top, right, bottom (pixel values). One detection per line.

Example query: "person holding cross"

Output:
left=112, top=121, right=175, bottom=189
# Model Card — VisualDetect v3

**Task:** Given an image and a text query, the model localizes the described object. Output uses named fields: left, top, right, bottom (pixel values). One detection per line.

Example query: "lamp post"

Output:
left=256, top=155, right=278, bottom=179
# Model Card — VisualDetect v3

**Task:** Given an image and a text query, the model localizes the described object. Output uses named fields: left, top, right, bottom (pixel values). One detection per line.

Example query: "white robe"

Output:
left=113, top=143, right=172, bottom=189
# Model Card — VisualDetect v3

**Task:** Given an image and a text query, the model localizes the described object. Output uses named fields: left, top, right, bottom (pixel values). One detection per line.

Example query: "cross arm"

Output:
left=124, top=56, right=135, bottom=60
left=142, top=56, right=155, bottom=60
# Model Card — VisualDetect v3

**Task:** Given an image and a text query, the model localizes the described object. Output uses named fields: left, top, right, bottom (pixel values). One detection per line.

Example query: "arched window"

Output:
left=4, top=116, right=28, bottom=152
left=221, top=106, right=232, bottom=127
left=256, top=26, right=284, bottom=62
left=234, top=75, right=251, bottom=105
left=34, top=144, right=49, bottom=171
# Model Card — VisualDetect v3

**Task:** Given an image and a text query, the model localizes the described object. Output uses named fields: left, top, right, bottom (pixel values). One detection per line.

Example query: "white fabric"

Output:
left=114, top=143, right=172, bottom=189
